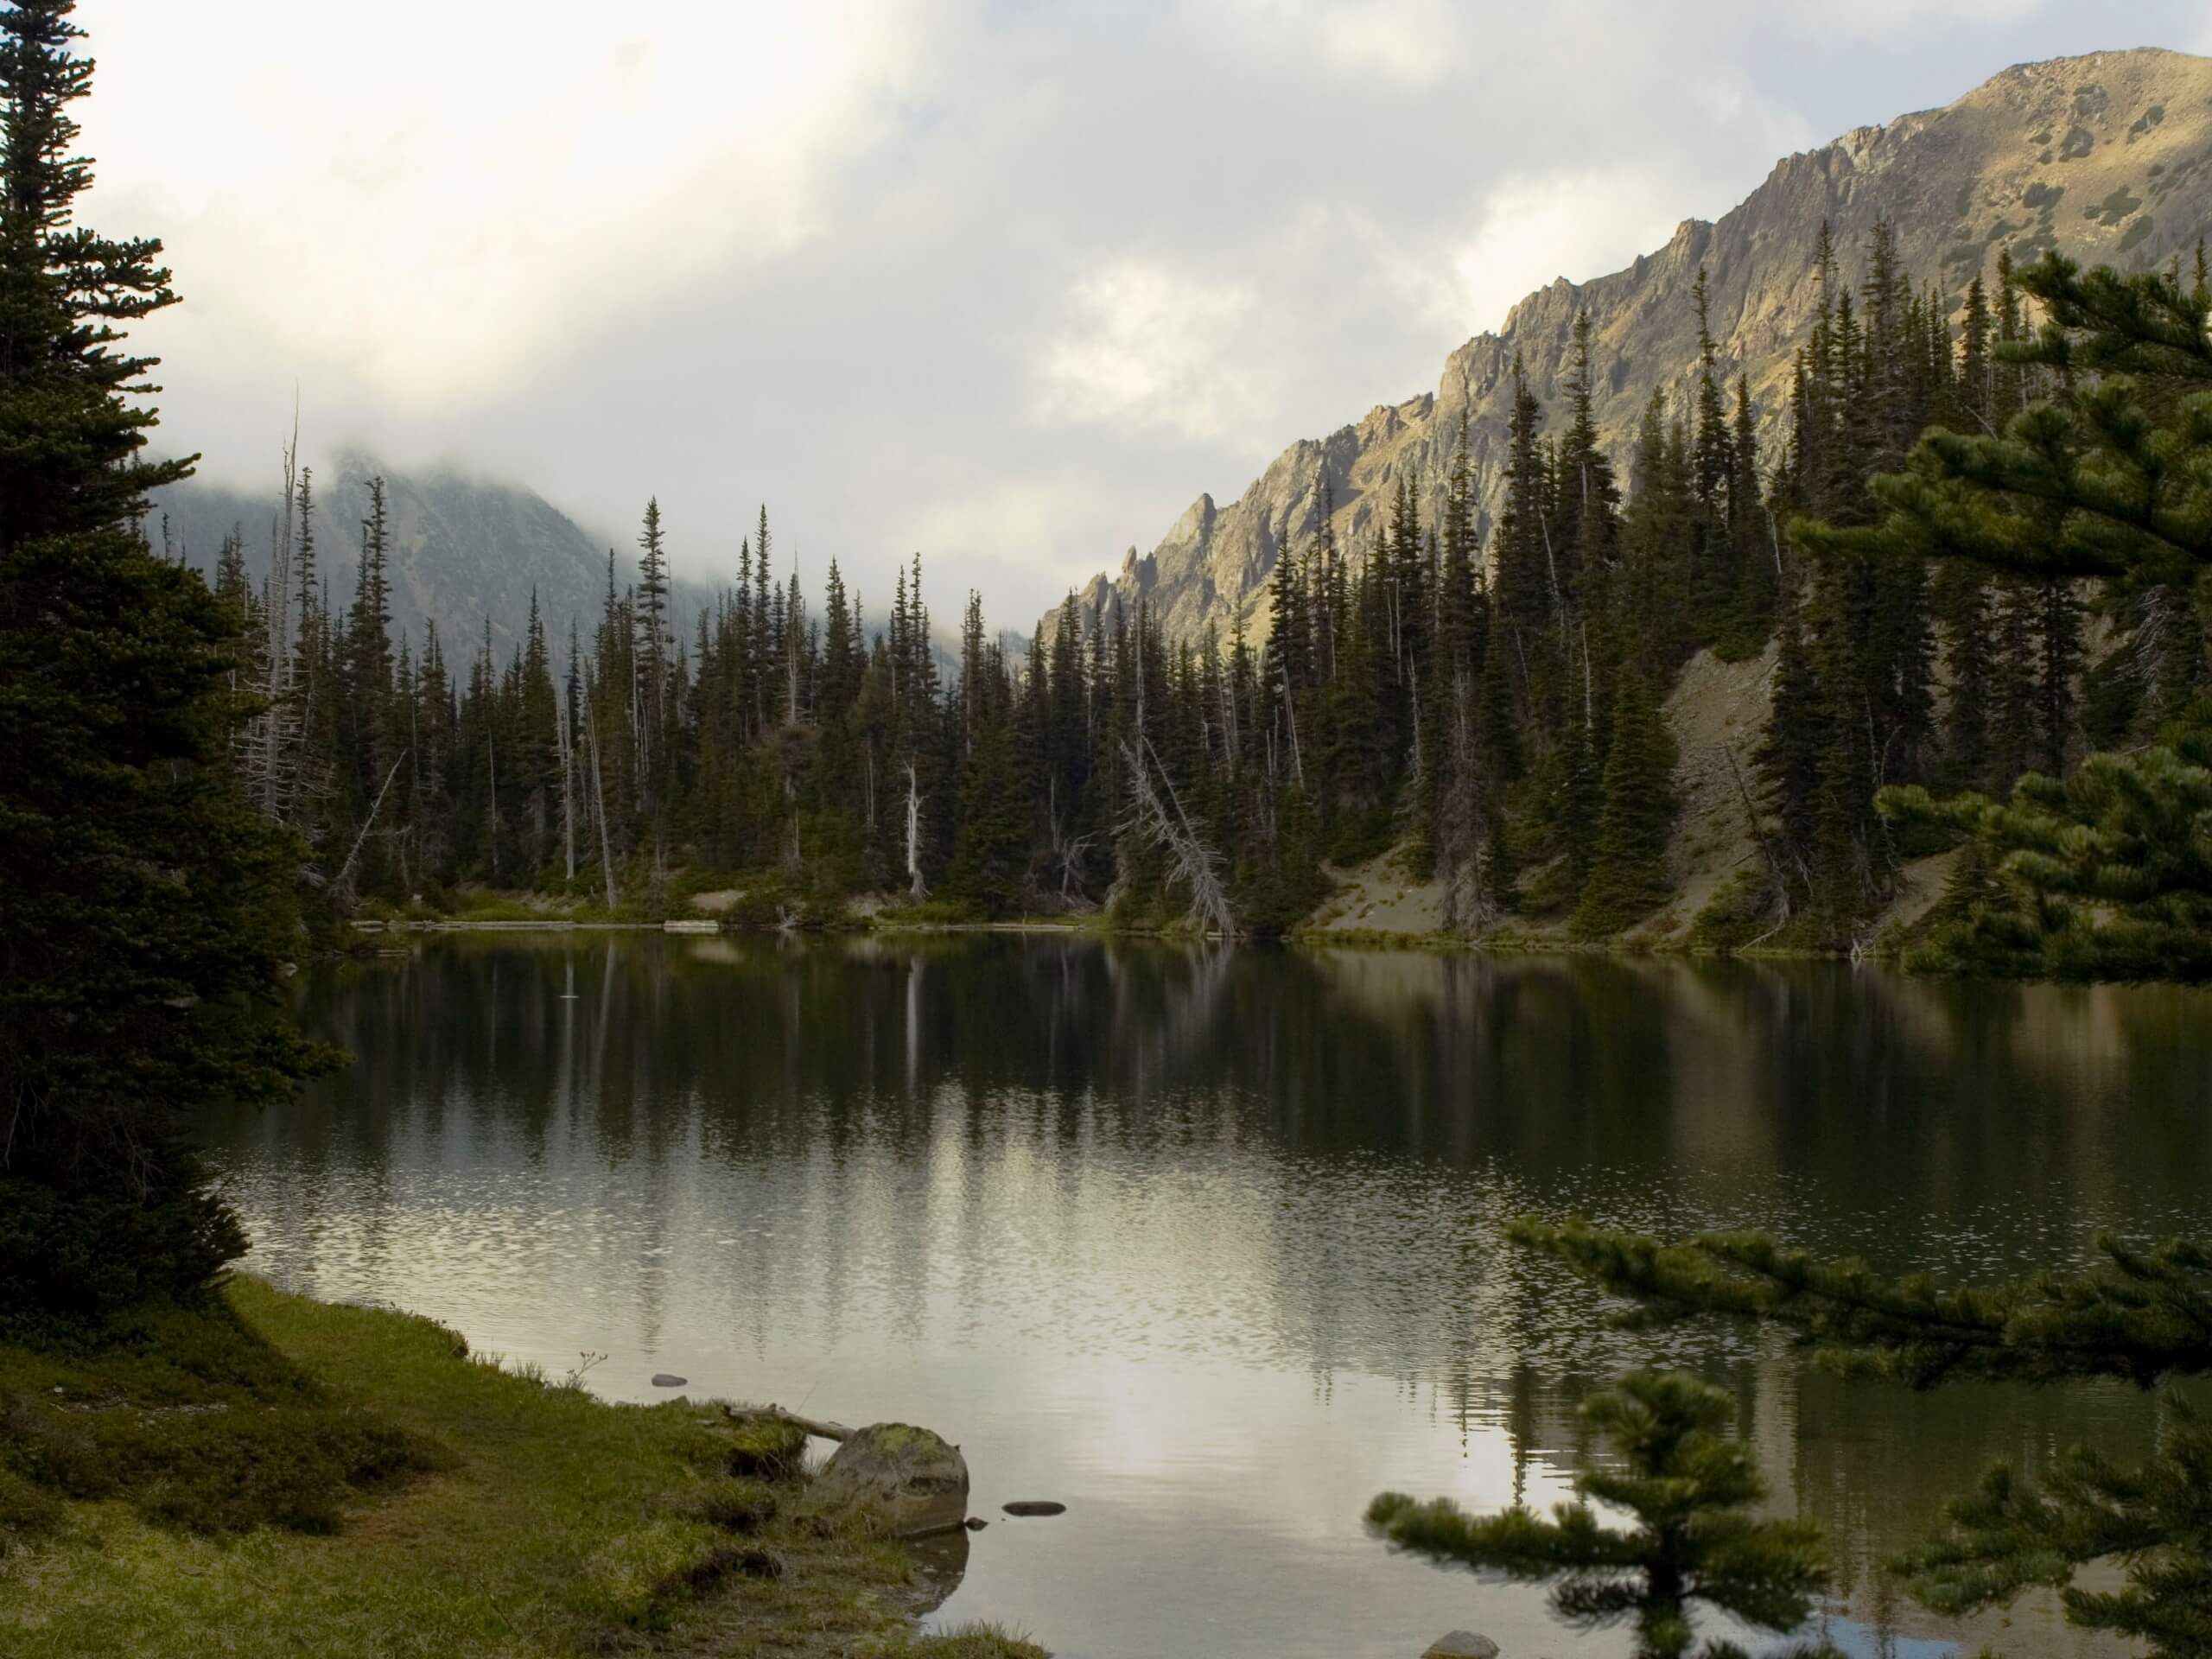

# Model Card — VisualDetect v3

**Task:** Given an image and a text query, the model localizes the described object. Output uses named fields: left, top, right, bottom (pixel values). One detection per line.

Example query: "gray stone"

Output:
left=1422, top=1634, right=1499, bottom=1659
left=809, top=1422, right=970, bottom=1538
left=650, top=1372, right=687, bottom=1388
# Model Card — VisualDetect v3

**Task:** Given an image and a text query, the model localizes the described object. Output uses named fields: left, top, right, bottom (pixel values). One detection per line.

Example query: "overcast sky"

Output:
left=82, top=0, right=2212, bottom=626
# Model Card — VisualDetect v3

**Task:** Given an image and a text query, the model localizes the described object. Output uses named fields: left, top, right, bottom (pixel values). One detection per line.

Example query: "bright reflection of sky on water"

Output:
left=207, top=937, right=2211, bottom=1657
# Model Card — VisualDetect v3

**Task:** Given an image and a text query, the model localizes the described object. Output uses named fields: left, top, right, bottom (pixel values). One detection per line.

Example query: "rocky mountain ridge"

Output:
left=1050, top=47, right=2212, bottom=650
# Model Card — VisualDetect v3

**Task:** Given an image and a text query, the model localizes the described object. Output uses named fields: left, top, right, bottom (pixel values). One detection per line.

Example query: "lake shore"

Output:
left=344, top=904, right=1885, bottom=962
left=0, top=1280, right=1045, bottom=1659
left=339, top=837, right=1955, bottom=962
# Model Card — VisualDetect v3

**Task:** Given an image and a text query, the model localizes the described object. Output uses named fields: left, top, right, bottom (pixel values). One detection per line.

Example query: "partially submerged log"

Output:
left=726, top=1403, right=855, bottom=1443
left=721, top=1406, right=971, bottom=1536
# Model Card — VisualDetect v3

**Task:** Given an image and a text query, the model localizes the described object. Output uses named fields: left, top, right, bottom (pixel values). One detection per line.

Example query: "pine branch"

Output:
left=1370, top=1373, right=1830, bottom=1659
left=1512, top=1217, right=2212, bottom=1389
left=1896, top=1392, right=2212, bottom=1653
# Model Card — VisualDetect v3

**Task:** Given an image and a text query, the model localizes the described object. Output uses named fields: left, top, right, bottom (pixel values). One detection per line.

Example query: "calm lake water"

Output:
left=204, top=935, right=2212, bottom=1658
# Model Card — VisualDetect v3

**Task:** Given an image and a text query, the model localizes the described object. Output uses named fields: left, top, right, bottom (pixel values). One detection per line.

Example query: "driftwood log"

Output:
left=721, top=1403, right=855, bottom=1442
left=724, top=1407, right=970, bottom=1537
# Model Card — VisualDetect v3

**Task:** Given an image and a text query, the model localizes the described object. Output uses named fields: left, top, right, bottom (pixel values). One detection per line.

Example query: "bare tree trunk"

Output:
left=1440, top=669, right=1491, bottom=932
left=251, top=428, right=300, bottom=821
left=1406, top=662, right=1423, bottom=791
left=1280, top=668, right=1305, bottom=790
left=729, top=1405, right=853, bottom=1444
left=1122, top=736, right=1236, bottom=936
left=588, top=703, right=617, bottom=912
left=905, top=763, right=927, bottom=899
left=334, top=751, right=408, bottom=900
left=1219, top=656, right=1239, bottom=766
left=558, top=696, right=576, bottom=883
left=486, top=731, right=499, bottom=884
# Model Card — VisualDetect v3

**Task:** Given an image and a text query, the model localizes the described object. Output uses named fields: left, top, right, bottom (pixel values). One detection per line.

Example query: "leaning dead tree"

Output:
left=1040, top=779, right=1093, bottom=911
left=1122, top=734, right=1236, bottom=937
left=332, top=750, right=409, bottom=901
left=731, top=1403, right=853, bottom=1443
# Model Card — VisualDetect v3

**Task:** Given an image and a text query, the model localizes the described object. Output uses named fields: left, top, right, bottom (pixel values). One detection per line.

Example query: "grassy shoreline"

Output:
left=0, top=1280, right=1044, bottom=1659
left=348, top=905, right=1877, bottom=963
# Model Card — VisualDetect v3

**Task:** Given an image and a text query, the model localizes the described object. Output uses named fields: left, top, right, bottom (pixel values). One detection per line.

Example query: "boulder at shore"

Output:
left=809, top=1422, right=970, bottom=1538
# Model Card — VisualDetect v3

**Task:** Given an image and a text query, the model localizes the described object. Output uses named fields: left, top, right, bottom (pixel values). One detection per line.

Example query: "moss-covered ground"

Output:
left=0, top=1279, right=1043, bottom=1659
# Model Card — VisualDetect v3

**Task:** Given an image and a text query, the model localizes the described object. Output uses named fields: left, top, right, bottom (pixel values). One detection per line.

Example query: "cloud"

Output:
left=69, top=0, right=2209, bottom=632
left=1760, top=0, right=2040, bottom=43
left=86, top=0, right=927, bottom=404
left=1203, top=0, right=1471, bottom=87
left=1036, top=262, right=1265, bottom=444
left=1433, top=168, right=1705, bottom=337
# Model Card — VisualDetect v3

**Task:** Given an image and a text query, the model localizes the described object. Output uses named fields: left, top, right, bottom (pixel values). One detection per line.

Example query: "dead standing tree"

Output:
left=1121, top=734, right=1236, bottom=937
left=903, top=760, right=927, bottom=900
left=242, top=431, right=304, bottom=822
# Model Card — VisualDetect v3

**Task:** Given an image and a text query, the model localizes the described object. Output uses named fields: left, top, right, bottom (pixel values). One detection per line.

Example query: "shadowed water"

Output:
left=203, top=936, right=2212, bottom=1658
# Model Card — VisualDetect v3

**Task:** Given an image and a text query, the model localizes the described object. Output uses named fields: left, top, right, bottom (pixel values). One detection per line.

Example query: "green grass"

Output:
left=0, top=1281, right=1046, bottom=1659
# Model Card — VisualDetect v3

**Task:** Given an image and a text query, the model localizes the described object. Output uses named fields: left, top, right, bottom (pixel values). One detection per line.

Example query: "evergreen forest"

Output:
left=215, top=231, right=2212, bottom=976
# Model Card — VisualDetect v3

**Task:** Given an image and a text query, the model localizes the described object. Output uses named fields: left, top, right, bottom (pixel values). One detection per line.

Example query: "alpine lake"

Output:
left=202, top=933, right=2212, bottom=1659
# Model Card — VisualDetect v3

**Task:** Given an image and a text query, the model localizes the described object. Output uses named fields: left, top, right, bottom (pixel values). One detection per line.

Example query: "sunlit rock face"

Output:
left=1044, top=48, right=2212, bottom=652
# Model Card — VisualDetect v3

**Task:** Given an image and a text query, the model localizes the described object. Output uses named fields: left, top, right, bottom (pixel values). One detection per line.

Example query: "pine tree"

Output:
left=0, top=0, right=330, bottom=1325
left=1513, top=1217, right=2212, bottom=1657
left=1756, top=603, right=1821, bottom=885
left=1722, top=375, right=1774, bottom=654
left=1935, top=563, right=1994, bottom=791
left=1492, top=355, right=1554, bottom=734
left=1370, top=1370, right=1829, bottom=1659
left=1570, top=671, right=1678, bottom=938
left=1812, top=252, right=2212, bottom=976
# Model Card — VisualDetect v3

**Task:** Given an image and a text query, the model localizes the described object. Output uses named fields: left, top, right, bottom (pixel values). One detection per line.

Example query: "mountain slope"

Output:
left=152, top=455, right=709, bottom=656
left=1053, top=47, right=2212, bottom=648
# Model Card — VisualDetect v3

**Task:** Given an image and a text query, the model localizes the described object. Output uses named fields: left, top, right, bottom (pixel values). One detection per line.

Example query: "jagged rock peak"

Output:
left=1047, top=47, right=2212, bottom=652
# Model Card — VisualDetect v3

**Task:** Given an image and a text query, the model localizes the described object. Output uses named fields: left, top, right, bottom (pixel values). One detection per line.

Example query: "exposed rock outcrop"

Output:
left=1046, top=48, right=2212, bottom=652
left=808, top=1422, right=971, bottom=1538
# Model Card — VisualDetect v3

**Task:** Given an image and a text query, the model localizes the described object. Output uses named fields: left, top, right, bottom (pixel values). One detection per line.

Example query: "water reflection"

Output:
left=205, top=937, right=2209, bottom=1659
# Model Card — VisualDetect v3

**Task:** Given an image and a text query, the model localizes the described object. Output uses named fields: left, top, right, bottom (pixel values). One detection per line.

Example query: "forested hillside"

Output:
left=192, top=53, right=2212, bottom=974
left=151, top=453, right=711, bottom=656
left=1052, top=48, right=2212, bottom=652
left=226, top=229, right=2212, bottom=974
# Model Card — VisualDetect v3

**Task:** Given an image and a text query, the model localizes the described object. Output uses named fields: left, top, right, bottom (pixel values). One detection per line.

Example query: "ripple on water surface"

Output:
left=207, top=937, right=2212, bottom=1659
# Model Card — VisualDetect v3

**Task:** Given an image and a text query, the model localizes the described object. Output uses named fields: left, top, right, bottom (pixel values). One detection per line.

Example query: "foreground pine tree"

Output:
left=1803, top=252, right=2212, bottom=978
left=1369, top=1370, right=1831, bottom=1658
left=1512, top=1217, right=2212, bottom=1656
left=0, top=0, right=327, bottom=1326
